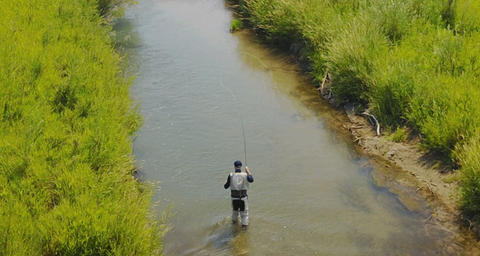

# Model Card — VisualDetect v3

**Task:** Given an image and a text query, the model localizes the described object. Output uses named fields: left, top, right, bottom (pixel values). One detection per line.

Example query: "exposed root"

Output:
left=361, top=112, right=381, bottom=136
left=467, top=219, right=473, bottom=230
left=318, top=71, right=332, bottom=100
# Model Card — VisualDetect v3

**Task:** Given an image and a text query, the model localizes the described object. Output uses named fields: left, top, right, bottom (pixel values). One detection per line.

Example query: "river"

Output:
left=114, top=0, right=459, bottom=255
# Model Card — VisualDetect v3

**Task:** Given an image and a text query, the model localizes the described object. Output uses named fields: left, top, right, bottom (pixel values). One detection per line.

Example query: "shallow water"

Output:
left=115, top=0, right=457, bottom=255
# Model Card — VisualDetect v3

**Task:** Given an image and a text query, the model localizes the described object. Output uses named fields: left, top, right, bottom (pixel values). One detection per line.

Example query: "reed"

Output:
left=0, top=0, right=165, bottom=254
left=458, top=136, right=480, bottom=221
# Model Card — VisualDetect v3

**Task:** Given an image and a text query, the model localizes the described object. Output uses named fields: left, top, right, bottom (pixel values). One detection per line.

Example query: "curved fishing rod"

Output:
left=220, top=74, right=247, bottom=166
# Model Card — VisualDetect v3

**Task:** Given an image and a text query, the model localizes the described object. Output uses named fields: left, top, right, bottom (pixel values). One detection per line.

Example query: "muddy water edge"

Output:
left=114, top=0, right=477, bottom=255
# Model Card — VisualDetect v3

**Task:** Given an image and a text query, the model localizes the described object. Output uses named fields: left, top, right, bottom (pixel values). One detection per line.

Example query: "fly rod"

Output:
left=220, top=74, right=247, bottom=166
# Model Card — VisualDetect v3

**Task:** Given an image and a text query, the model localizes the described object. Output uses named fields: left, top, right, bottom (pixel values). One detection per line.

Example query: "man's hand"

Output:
left=245, top=166, right=251, bottom=175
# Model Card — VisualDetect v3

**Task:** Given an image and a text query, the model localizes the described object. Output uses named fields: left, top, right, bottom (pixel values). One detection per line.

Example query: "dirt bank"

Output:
left=330, top=98, right=480, bottom=254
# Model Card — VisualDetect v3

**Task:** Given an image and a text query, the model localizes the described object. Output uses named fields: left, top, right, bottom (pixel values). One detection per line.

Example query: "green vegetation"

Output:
left=235, top=0, right=480, bottom=222
left=0, top=0, right=166, bottom=255
left=387, top=127, right=409, bottom=143
left=230, top=19, right=244, bottom=32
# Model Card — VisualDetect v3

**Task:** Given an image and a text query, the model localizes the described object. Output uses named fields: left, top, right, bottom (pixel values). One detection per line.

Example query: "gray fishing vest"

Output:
left=229, top=172, right=248, bottom=198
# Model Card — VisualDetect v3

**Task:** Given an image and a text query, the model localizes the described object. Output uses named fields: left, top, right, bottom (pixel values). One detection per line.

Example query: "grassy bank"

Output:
left=0, top=0, right=166, bottom=255
left=234, top=0, right=480, bottom=222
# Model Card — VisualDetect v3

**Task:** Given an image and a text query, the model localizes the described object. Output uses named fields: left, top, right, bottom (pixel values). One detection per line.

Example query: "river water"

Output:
left=115, top=0, right=459, bottom=255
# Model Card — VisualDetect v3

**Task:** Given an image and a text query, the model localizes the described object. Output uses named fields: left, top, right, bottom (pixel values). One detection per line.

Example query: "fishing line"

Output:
left=220, top=73, right=248, bottom=166
left=238, top=51, right=270, bottom=70
left=217, top=51, right=295, bottom=166
left=237, top=51, right=299, bottom=73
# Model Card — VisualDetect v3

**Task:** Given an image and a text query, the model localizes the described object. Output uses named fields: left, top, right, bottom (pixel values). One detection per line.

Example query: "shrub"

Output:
left=458, top=136, right=480, bottom=221
left=455, top=0, right=480, bottom=35
left=369, top=0, right=413, bottom=44
left=324, top=15, right=389, bottom=103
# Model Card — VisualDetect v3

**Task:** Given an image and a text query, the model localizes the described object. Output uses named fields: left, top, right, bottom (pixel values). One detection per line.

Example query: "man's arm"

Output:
left=224, top=174, right=230, bottom=189
left=245, top=166, right=254, bottom=183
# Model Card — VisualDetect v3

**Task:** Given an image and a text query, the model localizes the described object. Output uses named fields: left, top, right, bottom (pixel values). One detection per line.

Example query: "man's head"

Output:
left=234, top=160, right=242, bottom=169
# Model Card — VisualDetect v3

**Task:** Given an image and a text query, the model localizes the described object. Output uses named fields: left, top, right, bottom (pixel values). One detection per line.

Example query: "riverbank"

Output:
left=228, top=0, right=480, bottom=252
left=340, top=103, right=476, bottom=253
left=0, top=0, right=165, bottom=254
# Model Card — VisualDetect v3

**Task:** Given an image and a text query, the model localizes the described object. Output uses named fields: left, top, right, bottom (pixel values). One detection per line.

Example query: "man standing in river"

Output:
left=224, top=160, right=254, bottom=228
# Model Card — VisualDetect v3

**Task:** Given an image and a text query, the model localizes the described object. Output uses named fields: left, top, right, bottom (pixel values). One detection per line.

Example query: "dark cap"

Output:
left=234, top=160, right=242, bottom=168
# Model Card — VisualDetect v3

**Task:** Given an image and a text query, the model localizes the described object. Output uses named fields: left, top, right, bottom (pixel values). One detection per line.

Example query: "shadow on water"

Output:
left=112, top=16, right=144, bottom=77
left=113, top=17, right=144, bottom=51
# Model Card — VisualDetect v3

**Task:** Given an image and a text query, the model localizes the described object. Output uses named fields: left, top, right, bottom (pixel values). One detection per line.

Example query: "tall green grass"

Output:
left=0, top=0, right=165, bottom=255
left=237, top=0, right=480, bottom=222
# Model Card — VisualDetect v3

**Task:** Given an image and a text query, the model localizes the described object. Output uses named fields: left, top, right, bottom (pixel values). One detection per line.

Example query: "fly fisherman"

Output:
left=224, top=160, right=254, bottom=228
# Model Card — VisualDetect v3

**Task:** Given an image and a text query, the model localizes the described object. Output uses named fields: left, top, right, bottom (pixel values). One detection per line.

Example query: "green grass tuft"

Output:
left=230, top=19, right=244, bottom=32
left=387, top=127, right=409, bottom=143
